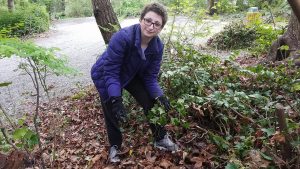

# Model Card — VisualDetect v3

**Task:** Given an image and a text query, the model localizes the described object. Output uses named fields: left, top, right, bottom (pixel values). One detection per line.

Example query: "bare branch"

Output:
left=27, top=58, right=46, bottom=169
left=0, top=117, right=18, bottom=150
left=0, top=104, right=16, bottom=129
left=275, top=103, right=293, bottom=161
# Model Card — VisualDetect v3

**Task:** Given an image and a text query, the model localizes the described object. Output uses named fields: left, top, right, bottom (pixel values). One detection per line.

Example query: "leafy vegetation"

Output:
left=111, top=0, right=150, bottom=17
left=0, top=3, right=49, bottom=37
left=209, top=21, right=284, bottom=55
left=146, top=42, right=300, bottom=167
left=65, top=0, right=92, bottom=18
left=0, top=36, right=77, bottom=168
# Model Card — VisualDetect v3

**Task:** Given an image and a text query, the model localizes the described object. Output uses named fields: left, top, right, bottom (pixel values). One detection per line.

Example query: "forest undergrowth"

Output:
left=33, top=47, right=300, bottom=168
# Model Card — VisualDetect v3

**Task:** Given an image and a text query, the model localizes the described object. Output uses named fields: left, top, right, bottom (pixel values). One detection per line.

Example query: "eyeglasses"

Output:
left=143, top=18, right=162, bottom=29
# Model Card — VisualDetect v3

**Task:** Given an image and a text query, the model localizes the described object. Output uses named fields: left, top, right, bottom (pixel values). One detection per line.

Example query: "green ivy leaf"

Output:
left=261, top=128, right=275, bottom=137
left=0, top=82, right=12, bottom=87
left=278, top=45, right=289, bottom=51
left=260, top=152, right=273, bottom=161
left=13, top=128, right=28, bottom=140
left=210, top=133, right=229, bottom=150
left=28, top=134, right=39, bottom=148
left=17, top=118, right=25, bottom=126
left=225, top=163, right=239, bottom=169
left=291, top=82, right=300, bottom=91
left=171, top=118, right=180, bottom=126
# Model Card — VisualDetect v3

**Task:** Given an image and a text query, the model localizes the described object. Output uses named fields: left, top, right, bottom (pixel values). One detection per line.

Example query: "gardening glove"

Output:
left=111, top=96, right=127, bottom=123
left=156, top=95, right=171, bottom=112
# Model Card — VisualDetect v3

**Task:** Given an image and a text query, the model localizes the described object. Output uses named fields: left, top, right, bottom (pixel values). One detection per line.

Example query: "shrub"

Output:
left=251, top=24, right=284, bottom=55
left=65, top=0, right=93, bottom=18
left=0, top=10, right=26, bottom=37
left=209, top=21, right=257, bottom=50
left=0, top=4, right=49, bottom=37
left=111, top=0, right=150, bottom=17
left=23, top=4, right=50, bottom=34
left=208, top=21, right=284, bottom=55
left=216, top=0, right=238, bottom=14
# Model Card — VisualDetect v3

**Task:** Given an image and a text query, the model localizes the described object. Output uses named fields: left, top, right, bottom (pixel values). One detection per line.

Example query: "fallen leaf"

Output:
left=160, top=159, right=173, bottom=169
left=244, top=150, right=270, bottom=169
left=70, top=155, right=78, bottom=162
left=191, top=156, right=205, bottom=164
left=271, top=131, right=286, bottom=144
left=91, top=154, right=101, bottom=164
left=194, top=162, right=203, bottom=169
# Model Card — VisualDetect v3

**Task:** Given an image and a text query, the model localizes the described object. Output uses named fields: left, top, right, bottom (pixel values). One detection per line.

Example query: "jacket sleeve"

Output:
left=103, top=30, right=128, bottom=99
left=143, top=46, right=164, bottom=99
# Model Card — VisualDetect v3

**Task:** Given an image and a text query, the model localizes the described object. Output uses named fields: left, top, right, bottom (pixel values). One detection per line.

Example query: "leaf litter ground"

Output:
left=38, top=86, right=217, bottom=169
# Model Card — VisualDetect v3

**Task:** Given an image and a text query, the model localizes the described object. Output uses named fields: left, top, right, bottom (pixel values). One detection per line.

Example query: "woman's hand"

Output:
left=111, top=96, right=127, bottom=123
left=156, top=96, right=171, bottom=112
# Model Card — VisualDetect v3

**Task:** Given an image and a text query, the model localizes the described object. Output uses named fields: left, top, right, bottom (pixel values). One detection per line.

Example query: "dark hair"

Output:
left=140, top=3, right=168, bottom=28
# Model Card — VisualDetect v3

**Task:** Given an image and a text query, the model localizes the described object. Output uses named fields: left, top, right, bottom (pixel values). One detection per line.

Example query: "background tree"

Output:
left=7, top=0, right=14, bottom=11
left=287, top=0, right=300, bottom=22
left=265, top=0, right=300, bottom=64
left=91, top=0, right=120, bottom=44
left=207, top=0, right=216, bottom=15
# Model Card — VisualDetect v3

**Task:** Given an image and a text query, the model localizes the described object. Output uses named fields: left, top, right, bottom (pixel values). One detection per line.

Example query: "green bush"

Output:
left=209, top=21, right=283, bottom=54
left=65, top=0, right=93, bottom=18
left=251, top=24, right=284, bottom=55
left=209, top=21, right=257, bottom=50
left=0, top=10, right=25, bottom=37
left=216, top=0, right=237, bottom=14
left=23, top=4, right=50, bottom=34
left=111, top=0, right=150, bottom=17
left=0, top=4, right=49, bottom=37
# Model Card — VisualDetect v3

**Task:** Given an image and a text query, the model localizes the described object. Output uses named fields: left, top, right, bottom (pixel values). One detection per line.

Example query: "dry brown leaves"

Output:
left=36, top=87, right=216, bottom=168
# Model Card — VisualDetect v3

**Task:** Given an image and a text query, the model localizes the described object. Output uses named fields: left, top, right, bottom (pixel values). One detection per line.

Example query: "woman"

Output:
left=91, top=2, right=178, bottom=163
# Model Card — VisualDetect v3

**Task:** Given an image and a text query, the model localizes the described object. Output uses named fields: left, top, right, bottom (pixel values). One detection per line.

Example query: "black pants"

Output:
left=100, top=76, right=166, bottom=148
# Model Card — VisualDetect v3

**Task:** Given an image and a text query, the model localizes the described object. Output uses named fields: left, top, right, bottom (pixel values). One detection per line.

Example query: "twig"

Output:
left=22, top=62, right=38, bottom=91
left=186, top=134, right=198, bottom=144
left=195, top=125, right=209, bottom=133
left=0, top=103, right=16, bottom=129
left=275, top=103, right=293, bottom=161
left=36, top=65, right=50, bottom=100
left=229, top=107, right=260, bottom=128
left=165, top=7, right=177, bottom=47
left=28, top=59, right=46, bottom=169
left=7, top=86, right=17, bottom=115
left=266, top=4, right=276, bottom=28
left=0, top=118, right=18, bottom=150
left=283, top=95, right=300, bottom=114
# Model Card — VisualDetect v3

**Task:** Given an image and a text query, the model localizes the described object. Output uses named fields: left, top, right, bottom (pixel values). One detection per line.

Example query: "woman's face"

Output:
left=140, top=11, right=163, bottom=39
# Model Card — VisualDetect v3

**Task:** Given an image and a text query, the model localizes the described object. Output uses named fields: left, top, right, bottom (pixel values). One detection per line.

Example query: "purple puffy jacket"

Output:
left=91, top=24, right=164, bottom=102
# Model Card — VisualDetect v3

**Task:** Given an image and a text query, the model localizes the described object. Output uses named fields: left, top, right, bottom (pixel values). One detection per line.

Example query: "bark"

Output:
left=287, top=0, right=300, bottom=23
left=62, top=0, right=65, bottom=12
left=91, top=0, right=120, bottom=44
left=264, top=12, right=300, bottom=64
left=275, top=103, right=293, bottom=161
left=7, top=0, right=14, bottom=12
left=0, top=150, right=32, bottom=169
left=207, top=0, right=216, bottom=15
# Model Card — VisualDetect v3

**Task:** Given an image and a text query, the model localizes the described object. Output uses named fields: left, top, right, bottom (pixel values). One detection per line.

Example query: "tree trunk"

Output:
left=7, top=0, right=14, bottom=12
left=287, top=0, right=300, bottom=23
left=91, top=0, right=120, bottom=44
left=0, top=150, right=31, bottom=169
left=264, top=12, right=300, bottom=64
left=207, top=0, right=216, bottom=15
left=62, top=0, right=65, bottom=12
